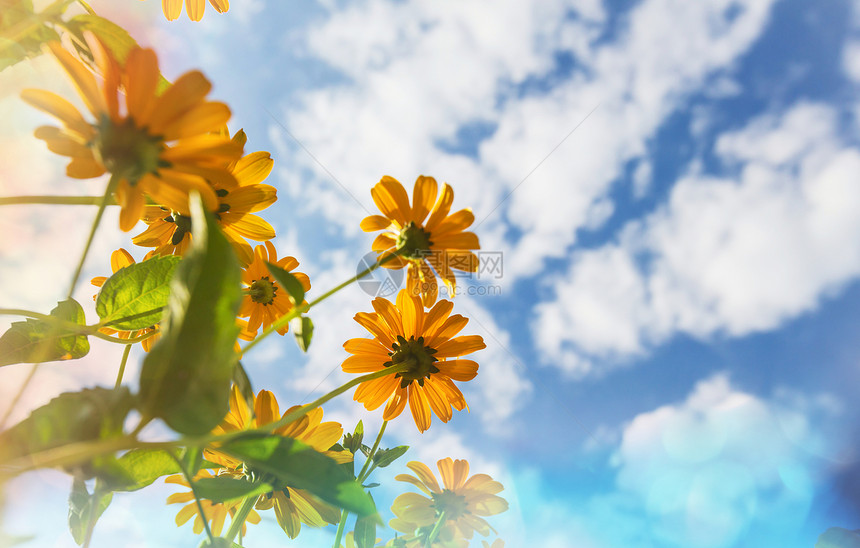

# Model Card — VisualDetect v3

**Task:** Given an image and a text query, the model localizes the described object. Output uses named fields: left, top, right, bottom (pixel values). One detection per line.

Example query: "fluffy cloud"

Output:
left=513, top=374, right=844, bottom=548
left=278, top=0, right=777, bottom=282
left=609, top=374, right=838, bottom=547
left=535, top=101, right=860, bottom=376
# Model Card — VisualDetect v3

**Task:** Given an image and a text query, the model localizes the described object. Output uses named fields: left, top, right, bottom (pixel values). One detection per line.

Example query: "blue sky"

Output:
left=2, top=0, right=860, bottom=546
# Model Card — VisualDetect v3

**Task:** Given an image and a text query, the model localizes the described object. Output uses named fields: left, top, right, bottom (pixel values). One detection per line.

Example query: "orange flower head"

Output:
left=201, top=386, right=350, bottom=538
left=342, top=289, right=485, bottom=432
left=390, top=458, right=508, bottom=543
left=239, top=242, right=310, bottom=338
left=361, top=176, right=480, bottom=307
left=22, top=36, right=242, bottom=231
left=165, top=469, right=261, bottom=537
left=133, top=129, right=277, bottom=266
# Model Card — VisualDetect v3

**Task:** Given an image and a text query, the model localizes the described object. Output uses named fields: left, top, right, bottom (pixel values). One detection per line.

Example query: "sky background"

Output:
left=1, top=0, right=860, bottom=546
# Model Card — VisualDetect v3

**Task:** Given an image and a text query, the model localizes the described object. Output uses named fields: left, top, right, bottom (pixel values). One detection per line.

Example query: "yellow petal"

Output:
left=47, top=42, right=105, bottom=118
left=21, top=89, right=90, bottom=136
left=405, top=461, right=441, bottom=493
left=411, top=175, right=438, bottom=224
left=125, top=47, right=159, bottom=123
left=408, top=385, right=432, bottom=432
left=149, top=71, right=213, bottom=135
left=434, top=335, right=486, bottom=359
left=162, top=0, right=183, bottom=20
left=234, top=151, right=273, bottom=186
left=432, top=208, right=475, bottom=237
left=360, top=215, right=393, bottom=232
left=425, top=183, right=454, bottom=232
left=437, top=359, right=478, bottom=382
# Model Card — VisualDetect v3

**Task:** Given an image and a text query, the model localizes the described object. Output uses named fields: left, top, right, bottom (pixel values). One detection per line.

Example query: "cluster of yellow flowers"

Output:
left=17, top=10, right=506, bottom=547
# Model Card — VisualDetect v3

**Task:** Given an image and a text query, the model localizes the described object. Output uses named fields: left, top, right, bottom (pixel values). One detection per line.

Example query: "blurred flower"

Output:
left=390, top=458, right=507, bottom=544
left=160, top=0, right=229, bottom=21
left=205, top=386, right=351, bottom=538
left=239, top=242, right=310, bottom=337
left=361, top=176, right=479, bottom=306
left=133, top=129, right=277, bottom=266
left=165, top=469, right=261, bottom=536
left=482, top=539, right=504, bottom=548
left=22, top=37, right=241, bottom=231
left=90, top=248, right=159, bottom=351
left=342, top=289, right=485, bottom=432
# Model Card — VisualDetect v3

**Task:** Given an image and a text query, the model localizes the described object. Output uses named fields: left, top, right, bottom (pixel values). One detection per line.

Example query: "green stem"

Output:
left=169, top=452, right=216, bottom=545
left=0, top=308, right=158, bottom=345
left=261, top=365, right=406, bottom=435
left=357, top=421, right=388, bottom=483
left=0, top=196, right=115, bottom=206
left=332, top=513, right=349, bottom=548
left=67, top=175, right=119, bottom=300
left=1, top=365, right=408, bottom=478
left=114, top=345, right=131, bottom=389
left=334, top=420, right=390, bottom=548
left=240, top=251, right=399, bottom=357
left=223, top=494, right=256, bottom=544
left=425, top=510, right=447, bottom=548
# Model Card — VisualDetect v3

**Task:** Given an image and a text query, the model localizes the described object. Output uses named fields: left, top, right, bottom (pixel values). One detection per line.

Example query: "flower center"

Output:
left=396, top=221, right=433, bottom=260
left=94, top=116, right=166, bottom=183
left=384, top=335, right=439, bottom=389
left=162, top=213, right=192, bottom=245
left=249, top=277, right=277, bottom=305
left=431, top=489, right=469, bottom=520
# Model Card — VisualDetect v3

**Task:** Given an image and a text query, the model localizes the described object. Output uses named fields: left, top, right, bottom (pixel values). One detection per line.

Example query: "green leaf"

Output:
left=220, top=434, right=375, bottom=516
left=265, top=262, right=305, bottom=306
left=95, top=255, right=180, bottom=330
left=192, top=476, right=273, bottom=503
left=68, top=478, right=112, bottom=545
left=0, top=0, right=60, bottom=71
left=64, top=14, right=136, bottom=64
left=0, top=387, right=133, bottom=479
left=372, top=445, right=409, bottom=468
left=817, top=528, right=860, bottom=548
left=290, top=316, right=313, bottom=352
left=103, top=449, right=181, bottom=491
left=353, top=493, right=377, bottom=548
left=342, top=421, right=364, bottom=454
left=0, top=299, right=89, bottom=367
left=233, top=361, right=255, bottom=413
left=139, top=194, right=242, bottom=435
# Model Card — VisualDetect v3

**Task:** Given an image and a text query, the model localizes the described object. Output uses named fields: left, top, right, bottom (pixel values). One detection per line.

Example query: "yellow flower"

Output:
left=160, top=0, right=229, bottom=21
left=239, top=242, right=310, bottom=338
left=132, top=129, right=277, bottom=266
left=342, top=289, right=485, bottom=432
left=204, top=386, right=351, bottom=539
left=22, top=36, right=242, bottom=231
left=482, top=539, right=505, bottom=548
left=361, top=176, right=480, bottom=307
left=90, top=248, right=160, bottom=351
left=165, top=469, right=261, bottom=536
left=390, top=458, right=508, bottom=543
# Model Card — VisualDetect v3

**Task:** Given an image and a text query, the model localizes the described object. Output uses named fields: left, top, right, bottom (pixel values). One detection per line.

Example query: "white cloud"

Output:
left=278, top=0, right=778, bottom=285
left=610, top=373, right=837, bottom=547
left=513, top=373, right=844, bottom=548
left=535, top=101, right=860, bottom=376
